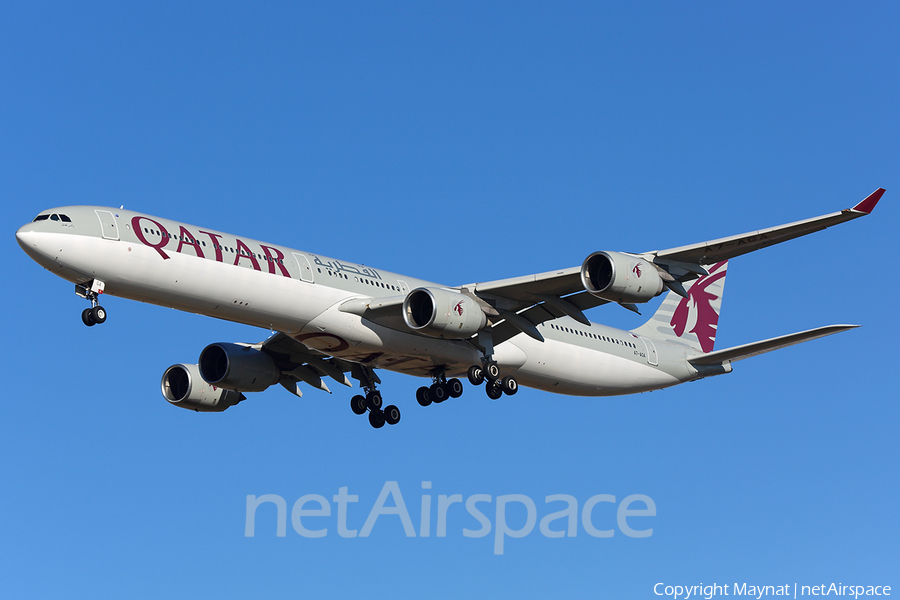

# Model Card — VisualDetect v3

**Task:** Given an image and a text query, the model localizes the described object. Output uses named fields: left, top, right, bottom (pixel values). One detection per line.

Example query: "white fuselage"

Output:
left=17, top=206, right=702, bottom=396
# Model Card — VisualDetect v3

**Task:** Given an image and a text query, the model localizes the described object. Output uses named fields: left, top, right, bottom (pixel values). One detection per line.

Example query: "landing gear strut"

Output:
left=76, top=280, right=107, bottom=327
left=466, top=331, right=518, bottom=400
left=349, top=365, right=399, bottom=428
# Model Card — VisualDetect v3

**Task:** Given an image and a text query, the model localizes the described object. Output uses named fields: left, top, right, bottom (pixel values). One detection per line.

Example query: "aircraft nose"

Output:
left=16, top=222, right=41, bottom=248
left=16, top=222, right=50, bottom=263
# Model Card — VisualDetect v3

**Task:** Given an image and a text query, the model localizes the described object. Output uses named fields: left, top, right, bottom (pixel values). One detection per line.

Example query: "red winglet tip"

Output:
left=852, top=188, right=885, bottom=214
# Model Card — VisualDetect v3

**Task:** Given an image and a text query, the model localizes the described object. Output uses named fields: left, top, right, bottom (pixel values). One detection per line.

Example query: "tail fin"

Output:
left=630, top=261, right=728, bottom=353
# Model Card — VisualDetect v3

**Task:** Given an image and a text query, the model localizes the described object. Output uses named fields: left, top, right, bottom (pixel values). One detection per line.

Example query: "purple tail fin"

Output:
left=630, top=261, right=728, bottom=353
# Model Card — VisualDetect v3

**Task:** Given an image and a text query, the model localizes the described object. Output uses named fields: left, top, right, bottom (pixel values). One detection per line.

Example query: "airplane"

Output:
left=15, top=188, right=884, bottom=428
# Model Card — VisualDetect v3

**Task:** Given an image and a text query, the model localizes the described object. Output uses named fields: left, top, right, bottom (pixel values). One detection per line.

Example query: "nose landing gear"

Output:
left=81, top=306, right=107, bottom=327
left=76, top=280, right=107, bottom=327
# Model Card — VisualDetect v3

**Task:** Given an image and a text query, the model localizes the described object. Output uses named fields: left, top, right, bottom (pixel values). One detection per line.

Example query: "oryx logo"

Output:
left=670, top=261, right=727, bottom=353
left=453, top=300, right=465, bottom=316
left=632, top=264, right=642, bottom=278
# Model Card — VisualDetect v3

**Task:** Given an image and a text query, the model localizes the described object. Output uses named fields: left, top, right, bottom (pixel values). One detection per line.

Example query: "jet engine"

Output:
left=403, top=287, right=487, bottom=339
left=198, top=342, right=281, bottom=392
left=161, top=363, right=245, bottom=412
left=581, top=251, right=665, bottom=304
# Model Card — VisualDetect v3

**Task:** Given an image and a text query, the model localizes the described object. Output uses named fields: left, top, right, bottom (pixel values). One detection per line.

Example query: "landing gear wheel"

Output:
left=350, top=395, right=367, bottom=415
left=82, top=308, right=96, bottom=327
left=383, top=405, right=401, bottom=425
left=416, top=386, right=432, bottom=407
left=447, top=378, right=464, bottom=398
left=368, top=409, right=385, bottom=429
left=486, top=380, right=503, bottom=400
left=484, top=363, right=500, bottom=381
left=430, top=382, right=448, bottom=403
left=501, top=376, right=518, bottom=396
left=365, top=390, right=383, bottom=411
left=91, top=306, right=107, bottom=324
left=467, top=365, right=484, bottom=386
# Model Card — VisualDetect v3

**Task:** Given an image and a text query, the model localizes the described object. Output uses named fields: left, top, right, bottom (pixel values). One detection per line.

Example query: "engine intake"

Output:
left=161, top=363, right=245, bottom=412
left=403, top=287, right=487, bottom=339
left=198, top=343, right=281, bottom=392
left=581, top=251, right=665, bottom=304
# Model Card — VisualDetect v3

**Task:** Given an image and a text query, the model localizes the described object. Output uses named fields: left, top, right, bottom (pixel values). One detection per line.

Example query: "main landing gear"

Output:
left=349, top=366, right=400, bottom=429
left=76, top=280, right=108, bottom=327
left=415, top=369, right=464, bottom=407
left=346, top=350, right=518, bottom=428
left=350, top=388, right=401, bottom=429
left=467, top=361, right=518, bottom=400
left=416, top=362, right=518, bottom=406
left=464, top=331, right=517, bottom=400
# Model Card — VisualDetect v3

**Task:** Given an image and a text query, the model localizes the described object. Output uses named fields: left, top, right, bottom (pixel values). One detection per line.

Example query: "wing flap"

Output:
left=260, top=332, right=353, bottom=392
left=462, top=189, right=883, bottom=326
left=488, top=291, right=610, bottom=345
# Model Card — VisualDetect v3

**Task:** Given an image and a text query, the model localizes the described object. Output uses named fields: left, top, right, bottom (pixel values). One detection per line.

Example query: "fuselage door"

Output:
left=293, top=253, right=314, bottom=283
left=639, top=336, right=659, bottom=366
left=95, top=210, right=119, bottom=241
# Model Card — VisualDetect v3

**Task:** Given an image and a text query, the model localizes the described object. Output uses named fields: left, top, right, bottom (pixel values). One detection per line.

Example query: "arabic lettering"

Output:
left=312, top=255, right=382, bottom=280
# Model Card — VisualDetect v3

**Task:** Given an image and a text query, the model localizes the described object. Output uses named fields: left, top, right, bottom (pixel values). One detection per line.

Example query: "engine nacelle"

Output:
left=198, top=343, right=281, bottom=392
left=161, top=363, right=245, bottom=412
left=403, top=287, right=487, bottom=339
left=581, top=251, right=665, bottom=304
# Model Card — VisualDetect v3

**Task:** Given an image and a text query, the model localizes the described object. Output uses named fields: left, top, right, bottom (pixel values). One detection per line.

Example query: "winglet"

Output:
left=851, top=188, right=885, bottom=214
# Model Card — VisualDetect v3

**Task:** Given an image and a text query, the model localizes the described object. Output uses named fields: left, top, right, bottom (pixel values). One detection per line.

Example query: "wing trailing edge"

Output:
left=650, top=188, right=885, bottom=267
left=462, top=189, right=883, bottom=346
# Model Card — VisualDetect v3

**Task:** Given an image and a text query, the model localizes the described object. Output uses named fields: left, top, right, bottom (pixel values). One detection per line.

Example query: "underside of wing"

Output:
left=484, top=291, right=609, bottom=345
left=338, top=294, right=408, bottom=331
left=260, top=332, right=360, bottom=395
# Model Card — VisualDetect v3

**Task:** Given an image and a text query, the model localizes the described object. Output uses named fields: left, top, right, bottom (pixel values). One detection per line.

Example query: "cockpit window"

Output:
left=32, top=213, right=71, bottom=223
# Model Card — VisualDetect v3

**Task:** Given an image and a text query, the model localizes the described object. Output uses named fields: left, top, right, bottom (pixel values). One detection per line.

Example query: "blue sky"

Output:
left=2, top=2, right=897, bottom=598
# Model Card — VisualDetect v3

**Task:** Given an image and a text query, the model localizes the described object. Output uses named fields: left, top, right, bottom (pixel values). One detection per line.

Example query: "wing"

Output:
left=649, top=188, right=884, bottom=269
left=259, top=332, right=378, bottom=396
left=327, top=190, right=882, bottom=348
left=467, top=189, right=883, bottom=345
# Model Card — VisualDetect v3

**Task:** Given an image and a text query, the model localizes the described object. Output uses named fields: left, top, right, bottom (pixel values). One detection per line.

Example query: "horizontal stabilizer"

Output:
left=688, top=324, right=859, bottom=366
